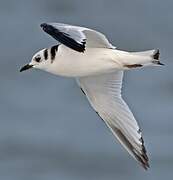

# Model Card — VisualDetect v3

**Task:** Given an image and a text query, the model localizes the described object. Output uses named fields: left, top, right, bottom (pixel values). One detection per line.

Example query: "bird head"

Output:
left=20, top=47, right=57, bottom=72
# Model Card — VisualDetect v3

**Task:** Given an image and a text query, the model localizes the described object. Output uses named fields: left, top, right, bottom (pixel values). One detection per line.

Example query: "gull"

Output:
left=20, top=23, right=163, bottom=169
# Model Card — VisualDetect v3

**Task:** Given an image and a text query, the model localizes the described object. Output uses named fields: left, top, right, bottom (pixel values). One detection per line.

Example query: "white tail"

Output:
left=120, top=49, right=164, bottom=69
left=112, top=49, right=164, bottom=70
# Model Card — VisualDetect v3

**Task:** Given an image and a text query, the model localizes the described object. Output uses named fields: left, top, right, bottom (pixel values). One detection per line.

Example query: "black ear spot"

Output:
left=35, top=56, right=41, bottom=63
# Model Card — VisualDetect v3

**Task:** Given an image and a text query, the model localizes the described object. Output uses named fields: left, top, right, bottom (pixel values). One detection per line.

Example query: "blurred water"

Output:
left=0, top=0, right=173, bottom=179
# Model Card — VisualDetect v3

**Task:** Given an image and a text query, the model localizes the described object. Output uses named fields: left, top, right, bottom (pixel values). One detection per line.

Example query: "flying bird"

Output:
left=20, top=23, right=163, bottom=169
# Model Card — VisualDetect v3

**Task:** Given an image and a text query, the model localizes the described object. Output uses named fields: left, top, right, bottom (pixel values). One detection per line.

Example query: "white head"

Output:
left=20, top=45, right=59, bottom=72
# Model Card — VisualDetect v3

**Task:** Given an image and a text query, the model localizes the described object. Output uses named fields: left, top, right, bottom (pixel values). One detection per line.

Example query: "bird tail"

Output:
left=131, top=49, right=163, bottom=65
left=128, top=49, right=164, bottom=68
left=117, top=49, right=164, bottom=69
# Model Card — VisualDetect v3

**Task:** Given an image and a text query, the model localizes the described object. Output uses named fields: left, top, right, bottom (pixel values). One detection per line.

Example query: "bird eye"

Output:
left=35, top=56, right=41, bottom=63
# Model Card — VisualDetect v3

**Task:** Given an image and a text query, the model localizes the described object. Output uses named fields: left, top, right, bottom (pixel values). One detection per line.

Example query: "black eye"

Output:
left=35, top=56, right=41, bottom=62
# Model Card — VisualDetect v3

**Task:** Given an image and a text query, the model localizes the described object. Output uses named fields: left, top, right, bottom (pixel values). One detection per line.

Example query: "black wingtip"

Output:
left=135, top=150, right=150, bottom=170
left=136, top=137, right=150, bottom=170
left=40, top=23, right=47, bottom=28
left=40, top=23, right=51, bottom=32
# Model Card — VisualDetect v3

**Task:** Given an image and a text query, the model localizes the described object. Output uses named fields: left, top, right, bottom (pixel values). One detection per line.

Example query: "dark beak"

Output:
left=20, top=64, right=33, bottom=72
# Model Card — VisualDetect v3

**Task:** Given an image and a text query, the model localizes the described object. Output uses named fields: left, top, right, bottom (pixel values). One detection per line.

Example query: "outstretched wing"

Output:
left=40, top=23, right=115, bottom=52
left=77, top=71, right=149, bottom=169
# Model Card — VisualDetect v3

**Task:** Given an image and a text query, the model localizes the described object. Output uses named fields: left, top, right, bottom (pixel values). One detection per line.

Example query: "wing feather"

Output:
left=40, top=23, right=114, bottom=52
left=77, top=71, right=149, bottom=169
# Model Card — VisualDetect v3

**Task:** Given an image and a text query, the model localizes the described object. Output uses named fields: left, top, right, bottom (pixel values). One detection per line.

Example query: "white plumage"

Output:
left=20, top=22, right=164, bottom=169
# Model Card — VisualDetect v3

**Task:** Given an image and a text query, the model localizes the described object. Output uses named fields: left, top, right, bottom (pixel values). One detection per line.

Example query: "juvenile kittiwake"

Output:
left=20, top=23, right=164, bottom=169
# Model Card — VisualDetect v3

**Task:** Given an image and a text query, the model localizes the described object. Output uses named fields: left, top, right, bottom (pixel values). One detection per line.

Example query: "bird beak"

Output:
left=20, top=64, right=33, bottom=72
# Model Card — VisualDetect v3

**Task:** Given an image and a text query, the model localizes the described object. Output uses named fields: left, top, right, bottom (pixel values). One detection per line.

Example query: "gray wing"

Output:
left=77, top=71, right=149, bottom=169
left=40, top=23, right=115, bottom=52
